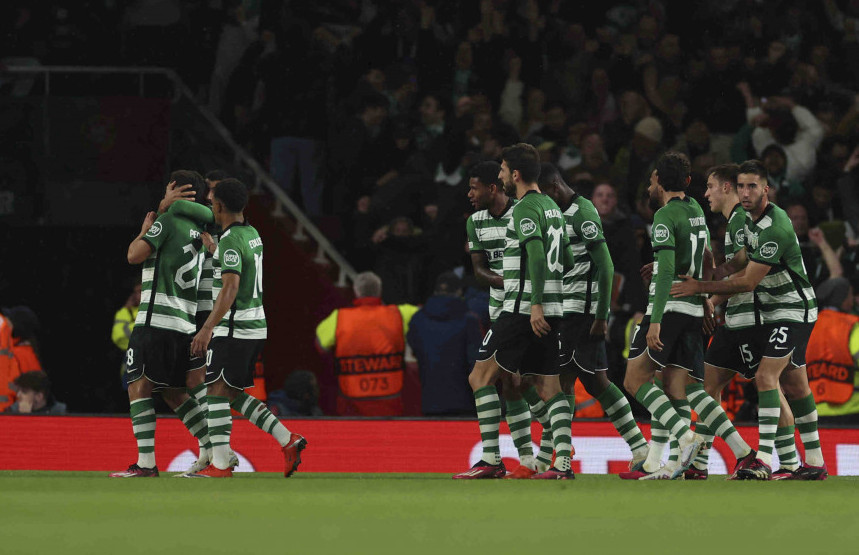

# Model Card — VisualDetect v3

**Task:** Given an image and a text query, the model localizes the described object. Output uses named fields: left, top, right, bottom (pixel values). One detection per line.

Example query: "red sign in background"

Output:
left=2, top=416, right=858, bottom=475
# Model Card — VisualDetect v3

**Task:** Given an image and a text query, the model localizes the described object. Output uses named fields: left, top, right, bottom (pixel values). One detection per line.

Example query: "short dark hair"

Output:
left=501, top=143, right=541, bottom=183
left=738, top=159, right=768, bottom=182
left=205, top=169, right=230, bottom=182
left=434, top=271, right=462, bottom=295
left=537, top=162, right=562, bottom=189
left=707, top=163, right=739, bottom=188
left=170, top=170, right=207, bottom=204
left=13, top=371, right=50, bottom=394
left=767, top=108, right=799, bottom=145
left=213, top=178, right=248, bottom=213
left=468, top=161, right=502, bottom=189
left=654, top=151, right=691, bottom=192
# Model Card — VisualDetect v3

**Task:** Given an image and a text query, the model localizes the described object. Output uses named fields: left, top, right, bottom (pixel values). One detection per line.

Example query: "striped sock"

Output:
left=131, top=398, right=156, bottom=468
left=775, top=425, right=800, bottom=471
left=474, top=386, right=502, bottom=465
left=189, top=383, right=208, bottom=415
left=174, top=397, right=212, bottom=459
left=207, top=396, right=233, bottom=470
left=687, top=385, right=751, bottom=459
left=505, top=398, right=535, bottom=469
left=757, top=389, right=780, bottom=466
left=231, top=392, right=291, bottom=447
left=635, top=383, right=693, bottom=444
left=667, top=399, right=690, bottom=466
left=789, top=394, right=824, bottom=467
left=598, top=384, right=647, bottom=456
left=523, top=387, right=553, bottom=469
left=644, top=417, right=668, bottom=472
left=546, top=393, right=572, bottom=471
left=685, top=384, right=711, bottom=470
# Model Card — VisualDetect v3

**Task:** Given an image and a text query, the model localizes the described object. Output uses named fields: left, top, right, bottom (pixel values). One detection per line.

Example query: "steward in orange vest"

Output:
left=0, top=313, right=22, bottom=412
left=316, top=272, right=417, bottom=416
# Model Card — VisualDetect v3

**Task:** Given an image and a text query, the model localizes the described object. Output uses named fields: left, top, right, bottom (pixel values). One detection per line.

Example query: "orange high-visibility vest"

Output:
left=807, top=310, right=858, bottom=405
left=334, top=304, right=405, bottom=406
left=11, top=340, right=41, bottom=373
left=0, top=315, right=21, bottom=412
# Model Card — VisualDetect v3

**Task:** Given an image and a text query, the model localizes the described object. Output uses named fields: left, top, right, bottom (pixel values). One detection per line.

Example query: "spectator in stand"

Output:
left=4, top=306, right=41, bottom=373
left=4, top=371, right=66, bottom=415
left=0, top=309, right=21, bottom=412
left=761, top=143, right=804, bottom=200
left=267, top=370, right=324, bottom=417
left=806, top=277, right=859, bottom=423
left=786, top=201, right=843, bottom=288
left=315, top=272, right=418, bottom=416
left=602, top=91, right=651, bottom=160
left=112, top=279, right=140, bottom=388
left=372, top=216, right=429, bottom=305
left=407, top=272, right=481, bottom=416
left=837, top=145, right=859, bottom=236
left=611, top=115, right=665, bottom=211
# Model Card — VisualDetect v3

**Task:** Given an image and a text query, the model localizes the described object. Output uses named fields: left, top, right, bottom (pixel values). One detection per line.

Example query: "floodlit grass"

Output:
left=2, top=471, right=857, bottom=554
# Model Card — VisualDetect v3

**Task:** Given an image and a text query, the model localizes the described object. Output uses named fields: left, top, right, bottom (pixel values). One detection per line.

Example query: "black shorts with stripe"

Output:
left=629, top=313, right=704, bottom=380
left=126, top=326, right=197, bottom=388
left=205, top=336, right=265, bottom=390
left=476, top=313, right=561, bottom=376
left=559, top=314, right=608, bottom=375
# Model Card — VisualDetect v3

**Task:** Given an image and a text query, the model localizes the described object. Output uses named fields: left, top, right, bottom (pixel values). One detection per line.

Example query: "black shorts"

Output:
left=126, top=326, right=196, bottom=388
left=705, top=326, right=760, bottom=379
left=755, top=322, right=815, bottom=368
left=559, top=314, right=608, bottom=375
left=191, top=311, right=212, bottom=370
left=476, top=313, right=561, bottom=376
left=204, top=336, right=265, bottom=389
left=629, top=313, right=704, bottom=379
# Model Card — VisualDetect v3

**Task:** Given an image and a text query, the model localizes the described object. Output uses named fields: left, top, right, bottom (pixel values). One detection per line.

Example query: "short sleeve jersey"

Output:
left=647, top=196, right=709, bottom=318
left=744, top=203, right=818, bottom=325
left=501, top=191, right=567, bottom=318
left=212, top=222, right=267, bottom=339
left=136, top=213, right=206, bottom=334
left=723, top=204, right=755, bottom=330
left=466, top=199, right=515, bottom=323
left=561, top=194, right=607, bottom=316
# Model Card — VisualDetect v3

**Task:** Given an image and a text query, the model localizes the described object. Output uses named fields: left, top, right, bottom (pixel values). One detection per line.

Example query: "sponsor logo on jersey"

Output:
left=146, top=221, right=163, bottom=237
left=735, top=229, right=745, bottom=246
left=581, top=221, right=599, bottom=240
left=759, top=241, right=778, bottom=259
left=520, top=218, right=537, bottom=236
left=653, top=224, right=670, bottom=243
left=223, top=249, right=241, bottom=267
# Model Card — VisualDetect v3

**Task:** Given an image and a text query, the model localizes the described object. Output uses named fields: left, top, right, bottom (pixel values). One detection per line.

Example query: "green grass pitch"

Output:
left=3, top=471, right=857, bottom=554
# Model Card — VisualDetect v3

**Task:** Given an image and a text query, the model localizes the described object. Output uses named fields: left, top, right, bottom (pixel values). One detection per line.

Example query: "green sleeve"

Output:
left=747, top=226, right=787, bottom=266
left=525, top=238, right=547, bottom=305
left=142, top=212, right=173, bottom=251
left=168, top=200, right=214, bottom=225
left=590, top=241, right=614, bottom=320
left=218, top=233, right=243, bottom=275
left=466, top=217, right=481, bottom=252
left=650, top=248, right=675, bottom=324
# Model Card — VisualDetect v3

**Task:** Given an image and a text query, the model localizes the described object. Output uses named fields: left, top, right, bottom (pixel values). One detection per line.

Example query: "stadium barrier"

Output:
left=2, top=416, right=858, bottom=475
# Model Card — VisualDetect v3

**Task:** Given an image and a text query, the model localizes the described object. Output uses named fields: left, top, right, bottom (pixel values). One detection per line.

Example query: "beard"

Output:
left=503, top=179, right=516, bottom=196
left=648, top=191, right=662, bottom=212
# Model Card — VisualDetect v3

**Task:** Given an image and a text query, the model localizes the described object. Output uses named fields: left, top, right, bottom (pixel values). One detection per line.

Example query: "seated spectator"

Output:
left=4, top=306, right=41, bottom=373
left=406, top=272, right=480, bottom=416
left=267, top=370, right=324, bottom=417
left=4, top=371, right=66, bottom=415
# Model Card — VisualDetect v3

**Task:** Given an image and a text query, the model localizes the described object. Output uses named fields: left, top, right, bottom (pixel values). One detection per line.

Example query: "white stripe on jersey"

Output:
left=213, top=327, right=267, bottom=339
left=139, top=291, right=197, bottom=315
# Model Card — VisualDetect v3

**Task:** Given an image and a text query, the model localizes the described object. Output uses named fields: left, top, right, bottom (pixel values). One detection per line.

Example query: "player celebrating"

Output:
left=622, top=152, right=706, bottom=480
left=188, top=178, right=306, bottom=478
left=455, top=143, right=574, bottom=480
left=537, top=163, right=650, bottom=470
left=110, top=172, right=214, bottom=478
left=671, top=160, right=826, bottom=480
left=466, top=161, right=554, bottom=478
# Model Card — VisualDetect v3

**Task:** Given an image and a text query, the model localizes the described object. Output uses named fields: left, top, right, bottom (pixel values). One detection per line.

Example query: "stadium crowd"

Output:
left=4, top=1, right=859, bottom=422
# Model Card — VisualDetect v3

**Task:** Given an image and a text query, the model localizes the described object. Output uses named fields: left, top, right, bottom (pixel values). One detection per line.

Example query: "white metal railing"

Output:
left=3, top=65, right=357, bottom=287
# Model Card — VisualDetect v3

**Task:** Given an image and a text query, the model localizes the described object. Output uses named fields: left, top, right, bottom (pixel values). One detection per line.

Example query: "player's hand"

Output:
left=646, top=322, right=663, bottom=352
left=703, top=297, right=716, bottom=335
left=140, top=211, right=157, bottom=235
left=191, top=327, right=212, bottom=358
left=530, top=304, right=551, bottom=337
left=671, top=275, right=701, bottom=297
left=200, top=232, right=217, bottom=254
left=640, top=262, right=654, bottom=281
left=808, top=227, right=826, bottom=247
left=158, top=181, right=195, bottom=213
left=589, top=319, right=608, bottom=339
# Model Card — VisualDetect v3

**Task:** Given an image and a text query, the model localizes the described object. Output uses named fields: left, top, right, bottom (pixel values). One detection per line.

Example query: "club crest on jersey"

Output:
left=146, top=221, right=162, bottom=237
left=581, top=221, right=599, bottom=240
left=735, top=229, right=745, bottom=246
left=653, top=224, right=670, bottom=243
left=223, top=249, right=241, bottom=267
left=519, top=218, right=537, bottom=236
left=759, top=241, right=778, bottom=259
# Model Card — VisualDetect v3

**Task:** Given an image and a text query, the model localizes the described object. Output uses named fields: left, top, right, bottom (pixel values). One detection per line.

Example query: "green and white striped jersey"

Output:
left=723, top=204, right=754, bottom=330
left=647, top=196, right=709, bottom=318
left=502, top=191, right=568, bottom=318
left=136, top=212, right=207, bottom=334
left=466, top=199, right=515, bottom=322
left=212, top=222, right=267, bottom=339
left=197, top=251, right=215, bottom=313
left=560, top=194, right=606, bottom=316
left=744, top=203, right=817, bottom=325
